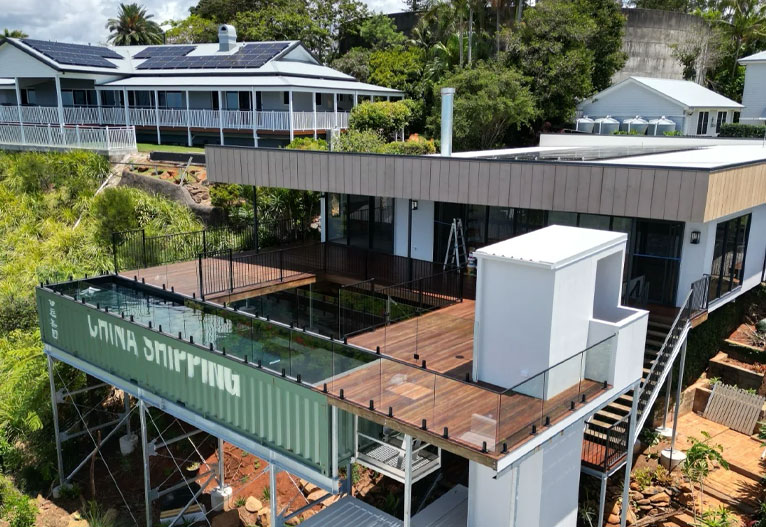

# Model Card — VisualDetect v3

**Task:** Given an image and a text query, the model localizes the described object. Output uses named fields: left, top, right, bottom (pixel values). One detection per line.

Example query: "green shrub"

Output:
left=0, top=474, right=38, bottom=527
left=380, top=136, right=436, bottom=155
left=333, top=129, right=387, bottom=153
left=90, top=187, right=139, bottom=243
left=285, top=137, right=328, bottom=151
left=349, top=101, right=412, bottom=138
left=718, top=123, right=765, bottom=138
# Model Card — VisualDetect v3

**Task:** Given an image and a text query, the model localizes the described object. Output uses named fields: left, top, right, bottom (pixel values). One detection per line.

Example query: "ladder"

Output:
left=443, top=218, right=468, bottom=270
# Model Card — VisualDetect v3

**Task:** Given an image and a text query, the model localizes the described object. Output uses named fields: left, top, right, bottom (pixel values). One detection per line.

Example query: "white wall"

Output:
left=393, top=197, right=409, bottom=257
left=467, top=420, right=585, bottom=527
left=578, top=81, right=685, bottom=125
left=675, top=204, right=766, bottom=307
left=0, top=44, right=57, bottom=77
left=741, top=64, right=766, bottom=122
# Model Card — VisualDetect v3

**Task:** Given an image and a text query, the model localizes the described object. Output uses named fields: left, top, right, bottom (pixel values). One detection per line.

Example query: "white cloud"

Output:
left=0, top=0, right=407, bottom=45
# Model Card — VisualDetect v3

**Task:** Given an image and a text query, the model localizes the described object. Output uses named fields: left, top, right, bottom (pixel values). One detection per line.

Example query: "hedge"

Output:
left=718, top=122, right=766, bottom=138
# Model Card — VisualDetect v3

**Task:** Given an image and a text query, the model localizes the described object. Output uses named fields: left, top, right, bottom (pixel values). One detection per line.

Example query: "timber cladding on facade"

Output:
left=205, top=146, right=766, bottom=223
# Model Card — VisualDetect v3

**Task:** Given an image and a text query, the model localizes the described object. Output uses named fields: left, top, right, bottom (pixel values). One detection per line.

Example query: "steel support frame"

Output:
left=620, top=380, right=641, bottom=527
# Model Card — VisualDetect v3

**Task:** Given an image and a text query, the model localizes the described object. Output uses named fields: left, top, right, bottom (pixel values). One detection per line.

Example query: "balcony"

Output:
left=0, top=105, right=350, bottom=132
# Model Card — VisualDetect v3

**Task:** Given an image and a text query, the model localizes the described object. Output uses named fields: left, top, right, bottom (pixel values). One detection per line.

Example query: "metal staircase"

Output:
left=582, top=276, right=710, bottom=473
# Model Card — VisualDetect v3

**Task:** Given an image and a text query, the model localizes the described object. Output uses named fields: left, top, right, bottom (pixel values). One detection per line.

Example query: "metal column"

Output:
left=95, top=89, right=103, bottom=125
left=185, top=90, right=192, bottom=146
left=620, top=380, right=641, bottom=527
left=403, top=434, right=413, bottom=527
left=597, top=473, right=608, bottom=527
left=153, top=89, right=161, bottom=144
left=288, top=90, right=294, bottom=141
left=122, top=88, right=130, bottom=127
left=312, top=91, right=318, bottom=140
left=669, top=340, right=688, bottom=462
left=139, top=400, right=152, bottom=527
left=333, top=93, right=338, bottom=129
left=660, top=366, right=673, bottom=433
left=47, top=355, right=65, bottom=488
left=251, top=87, right=259, bottom=147
left=269, top=463, right=278, bottom=527
left=218, top=437, right=225, bottom=486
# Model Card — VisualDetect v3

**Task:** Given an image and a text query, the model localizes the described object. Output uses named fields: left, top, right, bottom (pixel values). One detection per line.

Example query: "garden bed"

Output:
left=708, top=351, right=766, bottom=395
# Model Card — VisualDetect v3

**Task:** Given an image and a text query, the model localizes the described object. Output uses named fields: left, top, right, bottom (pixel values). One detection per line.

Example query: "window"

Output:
left=326, top=193, right=346, bottom=243
left=715, top=111, right=727, bottom=132
left=283, top=91, right=290, bottom=105
left=158, top=91, right=183, bottom=109
left=696, top=111, right=709, bottom=135
left=709, top=214, right=751, bottom=301
left=225, top=91, right=239, bottom=110
left=128, top=91, right=153, bottom=108
left=548, top=211, right=577, bottom=227
left=20, top=88, right=36, bottom=105
left=239, top=91, right=251, bottom=111
left=101, top=90, right=121, bottom=107
left=315, top=93, right=322, bottom=106
left=733, top=111, right=741, bottom=123
left=255, top=92, right=262, bottom=111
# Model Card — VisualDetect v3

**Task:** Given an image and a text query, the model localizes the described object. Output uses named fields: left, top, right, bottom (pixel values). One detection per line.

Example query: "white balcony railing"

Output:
left=0, top=123, right=137, bottom=153
left=0, top=105, right=350, bottom=132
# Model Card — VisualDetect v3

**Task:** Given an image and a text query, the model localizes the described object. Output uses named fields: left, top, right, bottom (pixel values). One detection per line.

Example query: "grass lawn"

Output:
left=137, top=142, right=205, bottom=154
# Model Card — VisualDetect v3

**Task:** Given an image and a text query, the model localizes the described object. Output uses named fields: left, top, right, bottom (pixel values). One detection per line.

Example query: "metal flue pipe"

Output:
left=440, top=87, right=455, bottom=157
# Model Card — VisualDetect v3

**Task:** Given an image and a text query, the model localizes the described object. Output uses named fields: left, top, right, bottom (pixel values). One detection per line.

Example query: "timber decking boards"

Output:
left=349, top=301, right=476, bottom=377
left=121, top=259, right=315, bottom=300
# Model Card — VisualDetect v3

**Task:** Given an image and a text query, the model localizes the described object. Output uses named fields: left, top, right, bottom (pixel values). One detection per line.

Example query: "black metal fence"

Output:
left=582, top=414, right=630, bottom=472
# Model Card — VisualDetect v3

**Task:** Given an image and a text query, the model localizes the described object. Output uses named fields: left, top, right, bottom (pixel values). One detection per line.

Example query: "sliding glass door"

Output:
left=709, top=214, right=751, bottom=301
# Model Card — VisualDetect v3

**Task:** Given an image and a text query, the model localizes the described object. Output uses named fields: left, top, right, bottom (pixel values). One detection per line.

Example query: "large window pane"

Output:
left=327, top=193, right=346, bottom=243
left=487, top=207, right=514, bottom=244
left=348, top=195, right=370, bottom=249
left=579, top=214, right=611, bottom=231
left=548, top=211, right=577, bottom=227
left=709, top=213, right=751, bottom=301
left=371, top=197, right=394, bottom=253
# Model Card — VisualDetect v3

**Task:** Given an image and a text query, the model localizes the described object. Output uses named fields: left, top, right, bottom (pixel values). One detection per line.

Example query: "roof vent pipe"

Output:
left=218, top=24, right=237, bottom=52
left=440, top=87, right=455, bottom=157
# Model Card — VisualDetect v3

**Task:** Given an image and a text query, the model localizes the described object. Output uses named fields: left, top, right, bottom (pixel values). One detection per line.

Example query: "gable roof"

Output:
left=583, top=76, right=742, bottom=110
left=739, top=50, right=766, bottom=64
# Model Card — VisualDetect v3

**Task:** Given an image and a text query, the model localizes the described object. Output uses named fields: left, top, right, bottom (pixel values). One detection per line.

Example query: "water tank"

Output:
left=576, top=116, right=595, bottom=134
left=595, top=116, right=620, bottom=135
left=647, top=116, right=677, bottom=136
left=621, top=116, right=649, bottom=135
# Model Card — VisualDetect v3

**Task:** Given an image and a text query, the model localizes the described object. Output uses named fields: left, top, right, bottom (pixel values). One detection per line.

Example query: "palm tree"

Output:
left=106, top=3, right=164, bottom=46
left=724, top=0, right=766, bottom=77
left=2, top=29, right=28, bottom=38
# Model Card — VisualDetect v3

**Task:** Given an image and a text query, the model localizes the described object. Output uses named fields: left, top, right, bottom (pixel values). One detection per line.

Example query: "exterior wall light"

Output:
left=690, top=231, right=701, bottom=244
left=411, top=200, right=419, bottom=211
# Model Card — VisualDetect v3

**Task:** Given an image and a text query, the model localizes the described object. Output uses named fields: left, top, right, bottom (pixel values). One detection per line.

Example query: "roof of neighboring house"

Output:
left=581, top=76, right=743, bottom=110
left=299, top=497, right=401, bottom=527
left=739, top=50, right=766, bottom=63
left=0, top=37, right=402, bottom=94
left=0, top=78, right=13, bottom=88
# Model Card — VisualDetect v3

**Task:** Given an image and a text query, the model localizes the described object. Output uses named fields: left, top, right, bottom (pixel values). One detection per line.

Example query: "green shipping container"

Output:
left=36, top=285, right=354, bottom=477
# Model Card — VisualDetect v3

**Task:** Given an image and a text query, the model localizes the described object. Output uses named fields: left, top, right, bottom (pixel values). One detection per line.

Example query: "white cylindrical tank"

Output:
left=621, top=116, right=649, bottom=135
left=595, top=116, right=619, bottom=135
left=576, top=116, right=595, bottom=134
left=647, top=116, right=677, bottom=136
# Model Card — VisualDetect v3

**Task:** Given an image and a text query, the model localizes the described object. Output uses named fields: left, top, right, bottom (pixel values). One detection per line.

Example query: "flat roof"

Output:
left=300, top=497, right=402, bottom=527
left=475, top=225, right=627, bottom=269
left=590, top=144, right=766, bottom=169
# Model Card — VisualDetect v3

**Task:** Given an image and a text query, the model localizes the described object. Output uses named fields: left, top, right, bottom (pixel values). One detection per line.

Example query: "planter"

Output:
left=709, top=351, right=765, bottom=394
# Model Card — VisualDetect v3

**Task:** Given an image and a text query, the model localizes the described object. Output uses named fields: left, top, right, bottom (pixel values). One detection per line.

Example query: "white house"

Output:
left=738, top=50, right=766, bottom=124
left=577, top=76, right=742, bottom=137
left=0, top=25, right=402, bottom=149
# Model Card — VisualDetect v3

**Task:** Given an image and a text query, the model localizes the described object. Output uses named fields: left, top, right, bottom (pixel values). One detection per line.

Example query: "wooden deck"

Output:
left=121, top=259, right=315, bottom=302
left=349, top=301, right=476, bottom=379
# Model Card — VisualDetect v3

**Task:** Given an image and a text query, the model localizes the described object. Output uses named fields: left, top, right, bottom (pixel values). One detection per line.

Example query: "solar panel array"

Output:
left=136, top=42, right=290, bottom=70
left=22, top=39, right=122, bottom=69
left=132, top=46, right=196, bottom=59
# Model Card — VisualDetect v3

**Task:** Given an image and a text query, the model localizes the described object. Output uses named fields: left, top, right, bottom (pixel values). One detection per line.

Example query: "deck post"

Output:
left=47, top=355, right=65, bottom=488
left=252, top=186, right=259, bottom=252
left=217, top=90, right=225, bottom=145
left=95, top=90, right=103, bottom=124
left=228, top=249, right=234, bottom=292
left=669, top=340, right=687, bottom=463
left=54, top=75, right=65, bottom=131
left=353, top=91, right=358, bottom=108
left=122, top=88, right=130, bottom=127
left=660, top=365, right=673, bottom=432
left=153, top=89, right=161, bottom=145
left=123, top=391, right=131, bottom=435
left=217, top=437, right=225, bottom=486
left=288, top=90, right=294, bottom=141
left=403, top=433, right=413, bottom=527
left=198, top=255, right=205, bottom=300
left=312, top=91, right=317, bottom=140
left=139, top=400, right=152, bottom=527
left=269, top=463, right=278, bottom=527
left=333, top=92, right=338, bottom=129
left=251, top=88, right=259, bottom=147
left=185, top=90, right=192, bottom=147
left=620, top=380, right=641, bottom=527
left=13, top=78, right=27, bottom=143
left=597, top=473, right=607, bottom=527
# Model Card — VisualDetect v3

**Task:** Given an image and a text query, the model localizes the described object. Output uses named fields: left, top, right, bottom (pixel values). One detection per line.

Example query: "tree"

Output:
left=632, top=0, right=690, bottom=10
left=504, top=0, right=600, bottom=124
left=2, top=29, right=28, bottom=38
left=106, top=3, right=164, bottom=45
left=576, top=0, right=627, bottom=91
left=164, top=14, right=218, bottom=44
left=331, top=47, right=372, bottom=82
left=724, top=0, right=766, bottom=78
left=681, top=432, right=729, bottom=520
left=357, top=14, right=407, bottom=50
left=431, top=62, right=538, bottom=150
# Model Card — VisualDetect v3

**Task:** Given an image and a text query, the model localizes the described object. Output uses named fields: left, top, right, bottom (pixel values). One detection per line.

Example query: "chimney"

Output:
left=218, top=25, right=237, bottom=52
left=440, top=87, right=455, bottom=156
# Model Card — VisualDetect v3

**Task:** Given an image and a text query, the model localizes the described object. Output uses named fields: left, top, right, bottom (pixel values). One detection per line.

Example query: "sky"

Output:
left=0, top=0, right=404, bottom=45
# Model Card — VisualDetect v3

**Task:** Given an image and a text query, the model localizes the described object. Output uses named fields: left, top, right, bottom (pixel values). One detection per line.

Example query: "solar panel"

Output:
left=22, top=39, right=121, bottom=68
left=133, top=46, right=195, bottom=59
left=136, top=42, right=290, bottom=70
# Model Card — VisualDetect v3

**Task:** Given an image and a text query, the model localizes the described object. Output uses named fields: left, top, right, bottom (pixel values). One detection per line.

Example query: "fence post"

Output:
left=458, top=269, right=465, bottom=301
left=203, top=229, right=207, bottom=256
left=604, top=425, right=611, bottom=471
left=112, top=232, right=119, bottom=274
left=105, top=126, right=110, bottom=152
left=75, top=125, right=81, bottom=147
left=198, top=255, right=205, bottom=299
left=141, top=230, right=147, bottom=269
left=279, top=250, right=284, bottom=282
left=229, top=248, right=234, bottom=292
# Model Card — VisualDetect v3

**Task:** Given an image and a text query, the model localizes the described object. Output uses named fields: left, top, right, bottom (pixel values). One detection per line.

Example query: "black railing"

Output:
left=691, top=274, right=710, bottom=317
left=337, top=269, right=464, bottom=338
left=583, top=414, right=630, bottom=472
left=112, top=225, right=256, bottom=273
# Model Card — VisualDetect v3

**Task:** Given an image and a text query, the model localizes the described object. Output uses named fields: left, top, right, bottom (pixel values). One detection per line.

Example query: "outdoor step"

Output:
left=597, top=408, right=629, bottom=422
left=646, top=329, right=669, bottom=339
left=609, top=401, right=632, bottom=414
left=588, top=416, right=614, bottom=429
